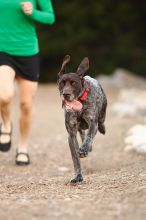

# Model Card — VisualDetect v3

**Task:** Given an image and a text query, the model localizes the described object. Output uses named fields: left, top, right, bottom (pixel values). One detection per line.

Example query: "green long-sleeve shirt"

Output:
left=0, top=0, right=55, bottom=56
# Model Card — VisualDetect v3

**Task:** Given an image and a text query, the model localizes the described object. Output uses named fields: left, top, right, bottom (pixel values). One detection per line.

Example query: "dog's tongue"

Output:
left=65, top=100, right=83, bottom=111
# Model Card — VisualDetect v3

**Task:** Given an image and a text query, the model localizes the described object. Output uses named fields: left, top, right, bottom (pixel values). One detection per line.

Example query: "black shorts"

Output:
left=0, top=52, right=40, bottom=82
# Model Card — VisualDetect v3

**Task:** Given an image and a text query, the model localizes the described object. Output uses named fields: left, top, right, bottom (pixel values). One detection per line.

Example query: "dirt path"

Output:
left=0, top=82, right=146, bottom=220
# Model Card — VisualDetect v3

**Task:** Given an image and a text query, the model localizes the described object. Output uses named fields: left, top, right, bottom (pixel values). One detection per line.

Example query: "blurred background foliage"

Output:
left=37, top=0, right=146, bottom=82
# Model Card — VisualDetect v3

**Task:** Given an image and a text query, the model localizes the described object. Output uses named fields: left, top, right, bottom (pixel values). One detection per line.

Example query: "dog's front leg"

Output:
left=65, top=113, right=83, bottom=183
left=68, top=134, right=83, bottom=183
left=80, top=119, right=98, bottom=158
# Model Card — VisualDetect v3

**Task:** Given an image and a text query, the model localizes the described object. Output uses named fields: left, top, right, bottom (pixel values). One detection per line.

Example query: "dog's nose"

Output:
left=63, top=93, right=71, bottom=101
left=63, top=93, right=71, bottom=99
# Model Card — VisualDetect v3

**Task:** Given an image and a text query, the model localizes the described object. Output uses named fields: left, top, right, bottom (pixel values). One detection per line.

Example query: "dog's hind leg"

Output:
left=98, top=100, right=107, bottom=135
left=78, top=128, right=86, bottom=143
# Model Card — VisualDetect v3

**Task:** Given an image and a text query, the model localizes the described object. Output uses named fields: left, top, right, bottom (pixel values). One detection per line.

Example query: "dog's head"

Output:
left=58, top=55, right=89, bottom=102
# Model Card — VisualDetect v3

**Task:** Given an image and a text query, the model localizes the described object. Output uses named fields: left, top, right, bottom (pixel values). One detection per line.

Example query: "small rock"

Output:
left=124, top=124, right=146, bottom=154
left=58, top=166, right=70, bottom=172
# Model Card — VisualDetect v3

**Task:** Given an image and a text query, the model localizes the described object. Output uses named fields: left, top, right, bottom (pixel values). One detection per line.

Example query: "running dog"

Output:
left=58, top=55, right=107, bottom=183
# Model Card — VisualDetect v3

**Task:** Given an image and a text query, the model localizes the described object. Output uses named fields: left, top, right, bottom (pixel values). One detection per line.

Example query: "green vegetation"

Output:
left=38, top=0, right=146, bottom=82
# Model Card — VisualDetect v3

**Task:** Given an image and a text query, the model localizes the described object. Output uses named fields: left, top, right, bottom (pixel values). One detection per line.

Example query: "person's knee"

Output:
left=0, top=88, right=14, bottom=105
left=0, top=66, right=15, bottom=105
left=20, top=100, right=33, bottom=115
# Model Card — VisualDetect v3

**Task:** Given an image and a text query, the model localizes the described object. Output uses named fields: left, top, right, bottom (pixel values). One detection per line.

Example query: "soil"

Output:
left=0, top=79, right=146, bottom=220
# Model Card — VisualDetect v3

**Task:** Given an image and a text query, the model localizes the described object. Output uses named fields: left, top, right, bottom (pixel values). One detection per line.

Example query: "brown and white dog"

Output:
left=58, top=55, right=107, bottom=183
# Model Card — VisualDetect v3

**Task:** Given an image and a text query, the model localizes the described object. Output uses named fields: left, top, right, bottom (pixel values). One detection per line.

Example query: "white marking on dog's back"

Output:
left=84, top=76, right=99, bottom=87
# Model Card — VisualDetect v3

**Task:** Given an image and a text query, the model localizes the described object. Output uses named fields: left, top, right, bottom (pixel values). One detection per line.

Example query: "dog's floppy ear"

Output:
left=58, top=55, right=70, bottom=77
left=77, top=57, right=89, bottom=78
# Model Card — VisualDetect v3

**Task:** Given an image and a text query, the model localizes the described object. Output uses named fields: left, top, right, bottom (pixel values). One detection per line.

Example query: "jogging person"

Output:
left=0, top=0, right=55, bottom=165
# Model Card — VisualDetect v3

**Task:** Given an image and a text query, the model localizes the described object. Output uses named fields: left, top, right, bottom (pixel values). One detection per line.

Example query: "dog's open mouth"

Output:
left=63, top=100, right=83, bottom=112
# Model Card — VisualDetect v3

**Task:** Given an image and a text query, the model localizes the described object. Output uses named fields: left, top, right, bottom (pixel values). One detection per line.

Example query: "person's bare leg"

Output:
left=16, top=77, right=38, bottom=163
left=0, top=66, right=15, bottom=144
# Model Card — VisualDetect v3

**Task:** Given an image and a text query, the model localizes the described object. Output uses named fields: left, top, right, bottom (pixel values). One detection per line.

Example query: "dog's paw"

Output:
left=98, top=123, right=106, bottom=135
left=79, top=146, right=89, bottom=158
left=70, top=174, right=83, bottom=183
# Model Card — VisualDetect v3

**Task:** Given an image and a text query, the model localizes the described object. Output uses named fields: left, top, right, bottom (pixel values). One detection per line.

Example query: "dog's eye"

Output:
left=60, top=80, right=65, bottom=86
left=71, top=81, right=76, bottom=86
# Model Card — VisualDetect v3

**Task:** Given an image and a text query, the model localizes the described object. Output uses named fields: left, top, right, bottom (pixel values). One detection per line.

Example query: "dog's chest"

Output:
left=76, top=111, right=89, bottom=129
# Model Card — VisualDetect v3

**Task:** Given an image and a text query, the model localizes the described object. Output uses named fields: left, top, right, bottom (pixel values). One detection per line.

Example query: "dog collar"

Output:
left=78, top=79, right=90, bottom=102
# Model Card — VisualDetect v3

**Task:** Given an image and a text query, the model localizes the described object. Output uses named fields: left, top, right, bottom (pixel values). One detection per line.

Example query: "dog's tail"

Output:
left=98, top=123, right=106, bottom=135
